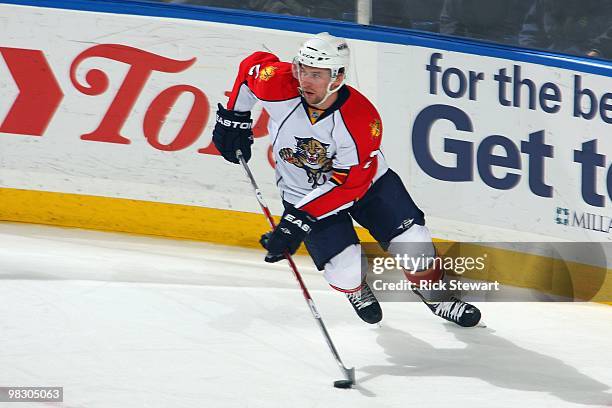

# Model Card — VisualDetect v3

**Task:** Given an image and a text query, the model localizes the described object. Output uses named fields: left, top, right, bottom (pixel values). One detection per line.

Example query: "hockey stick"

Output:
left=236, top=149, right=356, bottom=389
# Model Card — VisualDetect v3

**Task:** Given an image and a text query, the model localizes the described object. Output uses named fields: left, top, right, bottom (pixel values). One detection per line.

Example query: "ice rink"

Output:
left=0, top=222, right=611, bottom=408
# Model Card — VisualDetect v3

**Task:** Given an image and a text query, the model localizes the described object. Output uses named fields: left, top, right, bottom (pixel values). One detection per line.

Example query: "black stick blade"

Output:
left=333, top=380, right=353, bottom=389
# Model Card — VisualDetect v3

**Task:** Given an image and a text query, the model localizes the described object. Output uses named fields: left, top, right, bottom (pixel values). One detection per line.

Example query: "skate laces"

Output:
left=347, top=284, right=377, bottom=310
left=434, top=296, right=468, bottom=321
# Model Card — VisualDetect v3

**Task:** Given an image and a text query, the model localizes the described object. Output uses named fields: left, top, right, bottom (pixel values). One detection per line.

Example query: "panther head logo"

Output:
left=279, top=137, right=333, bottom=188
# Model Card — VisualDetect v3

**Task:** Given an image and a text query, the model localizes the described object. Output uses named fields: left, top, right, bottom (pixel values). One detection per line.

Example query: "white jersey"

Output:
left=227, top=52, right=388, bottom=219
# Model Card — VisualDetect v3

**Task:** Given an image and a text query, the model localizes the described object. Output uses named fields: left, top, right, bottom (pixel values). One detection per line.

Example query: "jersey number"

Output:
left=248, top=64, right=261, bottom=78
left=363, top=151, right=378, bottom=169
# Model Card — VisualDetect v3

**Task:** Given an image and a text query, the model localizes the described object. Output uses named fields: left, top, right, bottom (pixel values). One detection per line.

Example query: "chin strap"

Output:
left=308, top=80, right=344, bottom=108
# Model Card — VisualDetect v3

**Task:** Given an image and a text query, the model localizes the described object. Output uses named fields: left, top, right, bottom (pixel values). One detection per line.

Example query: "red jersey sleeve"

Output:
left=296, top=87, right=383, bottom=219
left=227, top=52, right=299, bottom=111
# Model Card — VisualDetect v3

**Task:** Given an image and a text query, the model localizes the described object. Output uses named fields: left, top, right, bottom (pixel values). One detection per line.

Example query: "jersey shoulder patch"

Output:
left=254, top=62, right=299, bottom=101
left=242, top=54, right=299, bottom=102
left=339, top=86, right=382, bottom=159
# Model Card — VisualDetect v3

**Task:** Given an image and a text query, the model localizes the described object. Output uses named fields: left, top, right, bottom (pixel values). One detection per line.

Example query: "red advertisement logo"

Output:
left=0, top=43, right=271, bottom=159
left=0, top=47, right=63, bottom=136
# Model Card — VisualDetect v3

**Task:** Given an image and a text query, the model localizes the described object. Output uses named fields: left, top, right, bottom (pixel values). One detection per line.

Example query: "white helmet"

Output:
left=294, top=32, right=350, bottom=107
left=295, top=32, right=350, bottom=79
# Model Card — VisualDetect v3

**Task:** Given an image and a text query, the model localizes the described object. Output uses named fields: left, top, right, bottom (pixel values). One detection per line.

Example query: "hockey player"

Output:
left=213, top=32, right=481, bottom=327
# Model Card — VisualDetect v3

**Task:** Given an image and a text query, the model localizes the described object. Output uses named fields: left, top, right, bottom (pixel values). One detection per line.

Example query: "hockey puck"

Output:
left=333, top=380, right=353, bottom=389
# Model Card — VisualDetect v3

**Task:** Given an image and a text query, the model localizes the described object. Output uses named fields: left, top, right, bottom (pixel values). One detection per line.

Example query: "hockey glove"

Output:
left=212, top=103, right=254, bottom=164
left=259, top=207, right=316, bottom=263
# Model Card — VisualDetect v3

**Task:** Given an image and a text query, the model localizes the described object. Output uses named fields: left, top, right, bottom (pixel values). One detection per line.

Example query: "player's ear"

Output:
left=331, top=72, right=344, bottom=90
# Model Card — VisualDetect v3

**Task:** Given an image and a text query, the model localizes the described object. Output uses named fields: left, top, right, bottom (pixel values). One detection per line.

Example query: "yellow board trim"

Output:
left=1, top=187, right=610, bottom=303
left=0, top=187, right=375, bottom=248
left=431, top=242, right=612, bottom=303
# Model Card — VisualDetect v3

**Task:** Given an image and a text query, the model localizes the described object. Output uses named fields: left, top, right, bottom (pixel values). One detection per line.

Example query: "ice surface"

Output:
left=0, top=222, right=610, bottom=408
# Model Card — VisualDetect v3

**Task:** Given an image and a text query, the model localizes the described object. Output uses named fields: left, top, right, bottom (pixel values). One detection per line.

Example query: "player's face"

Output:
left=298, top=65, right=342, bottom=106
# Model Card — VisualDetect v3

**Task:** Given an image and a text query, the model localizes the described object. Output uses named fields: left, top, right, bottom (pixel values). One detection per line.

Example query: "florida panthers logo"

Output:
left=259, top=66, right=278, bottom=81
left=280, top=137, right=333, bottom=188
left=369, top=119, right=381, bottom=139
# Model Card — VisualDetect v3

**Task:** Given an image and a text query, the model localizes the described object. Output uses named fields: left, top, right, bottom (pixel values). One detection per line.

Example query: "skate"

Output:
left=426, top=295, right=481, bottom=327
left=408, top=268, right=482, bottom=327
left=346, top=281, right=382, bottom=324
